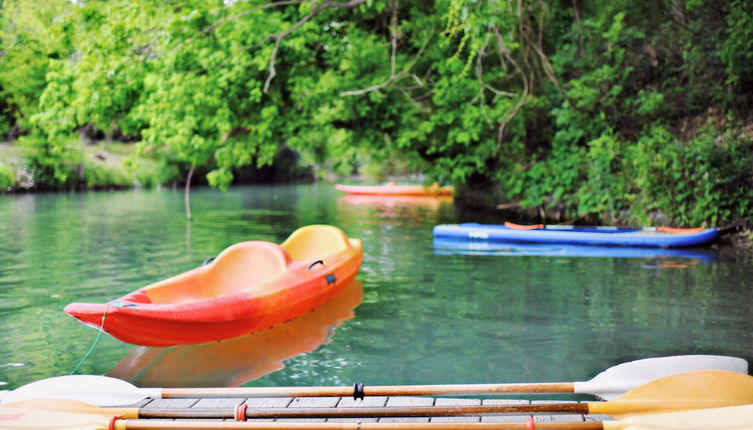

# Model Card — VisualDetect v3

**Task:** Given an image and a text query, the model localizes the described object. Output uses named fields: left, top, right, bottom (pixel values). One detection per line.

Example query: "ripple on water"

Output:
left=0, top=362, right=29, bottom=368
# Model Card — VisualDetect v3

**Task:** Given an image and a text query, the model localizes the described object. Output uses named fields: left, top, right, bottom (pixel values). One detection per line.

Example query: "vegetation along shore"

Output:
left=1, top=1, right=751, bottom=237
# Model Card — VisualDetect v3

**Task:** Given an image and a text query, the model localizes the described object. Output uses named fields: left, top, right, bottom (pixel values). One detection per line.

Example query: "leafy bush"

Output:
left=0, top=163, right=15, bottom=190
left=17, top=135, right=82, bottom=189
left=502, top=123, right=753, bottom=227
left=719, top=0, right=753, bottom=96
left=630, top=125, right=753, bottom=226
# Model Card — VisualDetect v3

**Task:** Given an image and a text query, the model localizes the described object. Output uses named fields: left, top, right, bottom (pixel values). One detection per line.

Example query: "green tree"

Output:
left=2, top=0, right=752, bottom=227
left=0, top=0, right=72, bottom=135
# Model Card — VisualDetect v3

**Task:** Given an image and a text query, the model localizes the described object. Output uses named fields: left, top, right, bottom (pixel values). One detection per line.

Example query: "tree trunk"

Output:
left=184, top=166, right=194, bottom=221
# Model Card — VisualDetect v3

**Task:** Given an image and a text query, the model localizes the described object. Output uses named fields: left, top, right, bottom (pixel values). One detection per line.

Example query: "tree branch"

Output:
left=399, top=87, right=431, bottom=113
left=492, top=25, right=529, bottom=146
left=340, top=2, right=436, bottom=99
left=389, top=0, right=398, bottom=77
left=520, top=0, right=564, bottom=95
left=203, top=0, right=303, bottom=35
left=169, top=1, right=303, bottom=55
left=476, top=33, right=516, bottom=98
left=339, top=0, right=400, bottom=96
left=167, top=0, right=365, bottom=92
left=263, top=0, right=367, bottom=92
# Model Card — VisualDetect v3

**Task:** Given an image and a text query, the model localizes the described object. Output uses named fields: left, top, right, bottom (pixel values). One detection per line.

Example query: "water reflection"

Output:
left=108, top=280, right=363, bottom=387
left=432, top=237, right=718, bottom=264
left=337, top=195, right=452, bottom=216
left=2, top=185, right=752, bottom=391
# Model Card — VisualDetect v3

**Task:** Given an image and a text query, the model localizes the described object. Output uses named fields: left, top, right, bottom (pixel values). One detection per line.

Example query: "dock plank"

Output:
left=481, top=399, right=529, bottom=423
left=142, top=398, right=199, bottom=409
left=379, top=396, right=434, bottom=422
left=430, top=398, right=481, bottom=423
left=130, top=395, right=590, bottom=424
left=531, top=400, right=585, bottom=422
left=276, top=396, right=340, bottom=422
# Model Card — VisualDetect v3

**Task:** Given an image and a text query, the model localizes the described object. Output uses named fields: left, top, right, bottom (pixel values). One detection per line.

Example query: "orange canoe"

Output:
left=64, top=225, right=363, bottom=346
left=335, top=182, right=453, bottom=196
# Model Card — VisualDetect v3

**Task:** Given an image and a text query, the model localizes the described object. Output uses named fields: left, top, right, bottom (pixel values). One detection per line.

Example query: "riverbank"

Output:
left=2, top=142, right=751, bottom=248
left=454, top=185, right=753, bottom=249
left=0, top=140, right=165, bottom=192
left=0, top=139, right=313, bottom=193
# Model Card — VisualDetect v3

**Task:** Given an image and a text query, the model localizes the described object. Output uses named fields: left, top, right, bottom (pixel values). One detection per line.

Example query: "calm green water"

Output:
left=1, top=184, right=752, bottom=391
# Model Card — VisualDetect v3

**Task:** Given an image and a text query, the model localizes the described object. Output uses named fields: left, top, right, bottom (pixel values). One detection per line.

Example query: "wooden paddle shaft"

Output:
left=119, top=421, right=604, bottom=430
left=162, top=383, right=576, bottom=398
left=137, top=403, right=590, bottom=419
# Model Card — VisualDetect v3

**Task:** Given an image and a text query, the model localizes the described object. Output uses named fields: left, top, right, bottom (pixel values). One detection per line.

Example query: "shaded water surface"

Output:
left=1, top=185, right=751, bottom=391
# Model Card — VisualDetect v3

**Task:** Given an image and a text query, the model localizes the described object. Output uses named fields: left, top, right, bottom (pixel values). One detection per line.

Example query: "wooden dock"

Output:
left=133, top=395, right=608, bottom=424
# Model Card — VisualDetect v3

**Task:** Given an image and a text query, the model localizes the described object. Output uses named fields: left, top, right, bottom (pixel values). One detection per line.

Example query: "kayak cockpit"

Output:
left=130, top=225, right=355, bottom=305
left=141, top=241, right=293, bottom=305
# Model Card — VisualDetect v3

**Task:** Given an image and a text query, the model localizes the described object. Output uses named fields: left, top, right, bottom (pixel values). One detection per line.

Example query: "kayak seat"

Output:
left=145, top=241, right=292, bottom=304
left=282, top=225, right=351, bottom=262
left=200, top=241, right=293, bottom=297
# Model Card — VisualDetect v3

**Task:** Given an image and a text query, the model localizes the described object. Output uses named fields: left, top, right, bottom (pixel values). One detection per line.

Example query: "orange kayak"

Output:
left=64, top=225, right=363, bottom=346
left=335, top=182, right=453, bottom=196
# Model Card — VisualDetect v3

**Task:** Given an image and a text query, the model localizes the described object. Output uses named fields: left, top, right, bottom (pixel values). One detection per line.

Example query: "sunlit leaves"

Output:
left=1, top=0, right=751, bottom=227
left=0, top=0, right=72, bottom=131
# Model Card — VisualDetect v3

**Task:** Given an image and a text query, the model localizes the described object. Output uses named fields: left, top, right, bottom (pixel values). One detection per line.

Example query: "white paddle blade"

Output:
left=1, top=375, right=160, bottom=406
left=575, top=355, right=749, bottom=400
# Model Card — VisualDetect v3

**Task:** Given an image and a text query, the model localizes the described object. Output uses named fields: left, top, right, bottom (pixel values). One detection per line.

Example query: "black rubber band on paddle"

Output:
left=353, top=382, right=365, bottom=400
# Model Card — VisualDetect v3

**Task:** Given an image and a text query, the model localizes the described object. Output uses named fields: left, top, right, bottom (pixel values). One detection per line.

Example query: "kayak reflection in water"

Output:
left=108, top=280, right=363, bottom=387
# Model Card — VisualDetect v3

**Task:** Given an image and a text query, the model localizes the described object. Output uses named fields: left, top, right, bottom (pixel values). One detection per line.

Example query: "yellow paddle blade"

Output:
left=590, top=370, right=753, bottom=419
left=3, top=398, right=139, bottom=418
left=604, top=404, right=753, bottom=430
left=0, top=403, right=114, bottom=429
